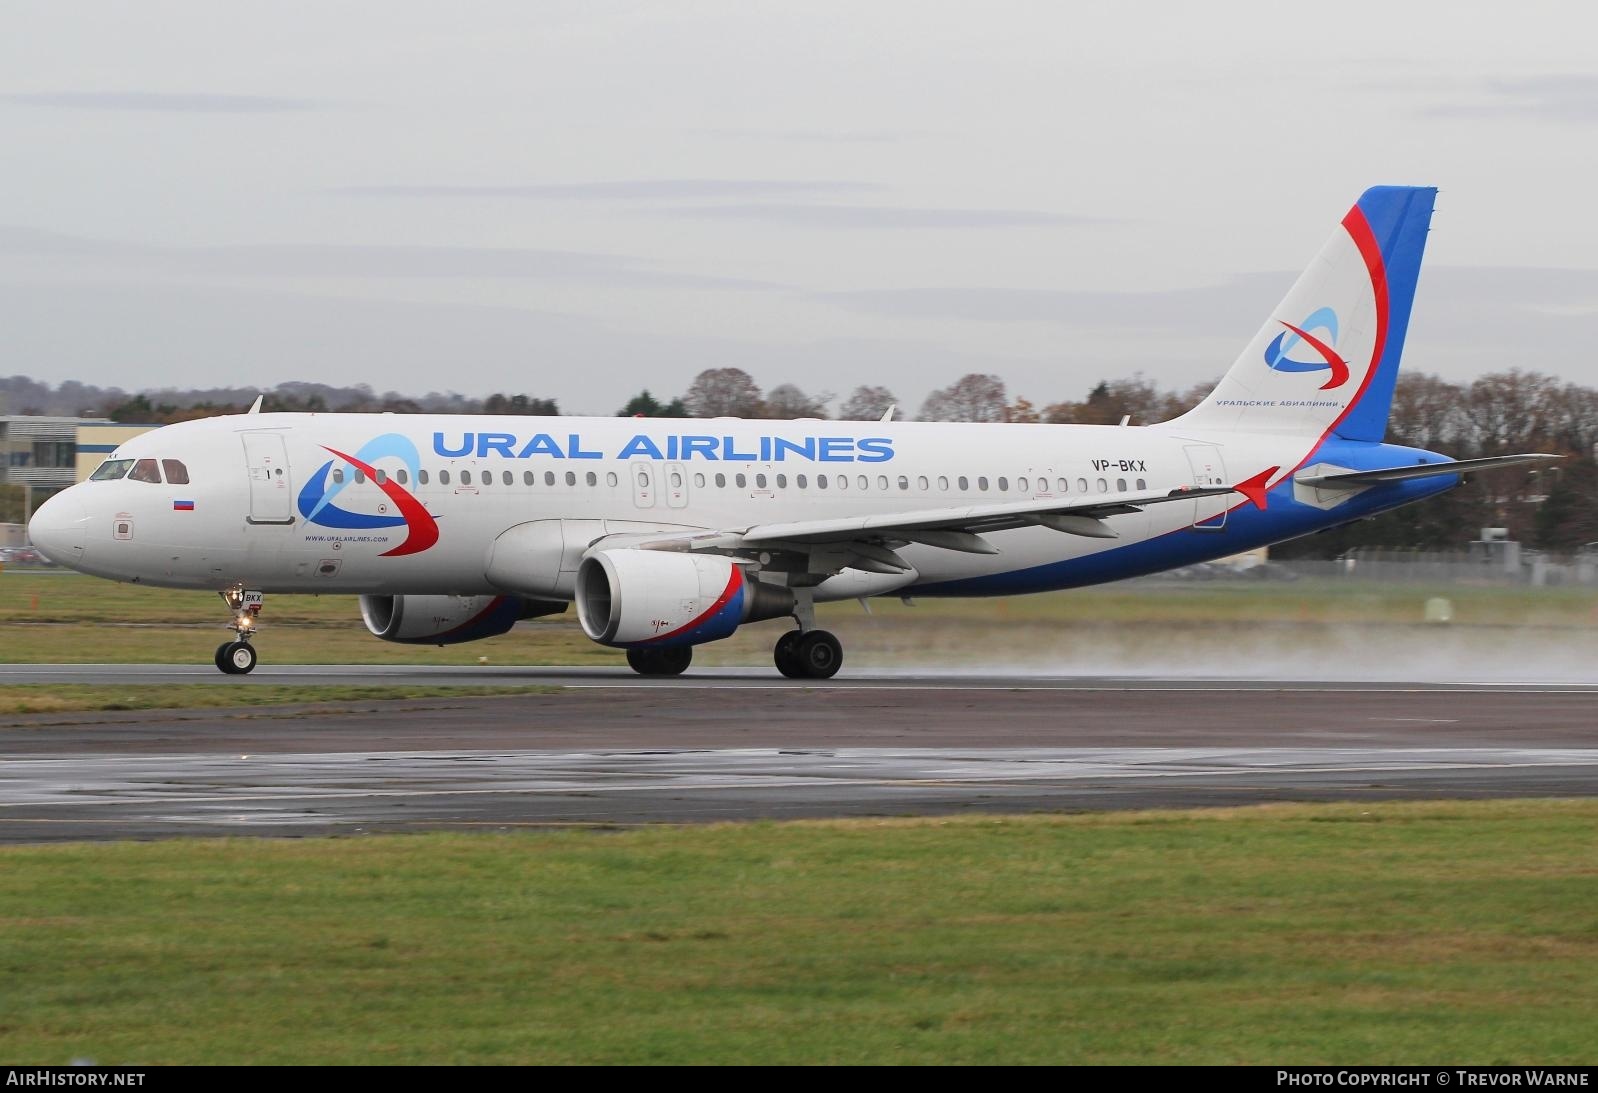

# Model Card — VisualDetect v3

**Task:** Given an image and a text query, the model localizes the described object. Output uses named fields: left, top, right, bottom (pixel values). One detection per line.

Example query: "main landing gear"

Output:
left=626, top=646, right=693, bottom=676
left=773, top=629, right=843, bottom=680
left=214, top=585, right=263, bottom=675
left=771, top=589, right=842, bottom=679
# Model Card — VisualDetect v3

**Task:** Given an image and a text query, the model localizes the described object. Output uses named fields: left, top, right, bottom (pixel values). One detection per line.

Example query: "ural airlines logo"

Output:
left=296, top=433, right=439, bottom=557
left=1263, top=306, right=1349, bottom=390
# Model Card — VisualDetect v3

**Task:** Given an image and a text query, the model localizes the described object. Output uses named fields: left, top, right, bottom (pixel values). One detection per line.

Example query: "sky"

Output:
left=1, top=0, right=1596, bottom=416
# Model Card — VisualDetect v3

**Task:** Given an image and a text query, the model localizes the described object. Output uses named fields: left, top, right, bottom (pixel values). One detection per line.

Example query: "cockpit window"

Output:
left=128, top=459, right=162, bottom=484
left=90, top=459, right=134, bottom=481
left=162, top=459, right=190, bottom=485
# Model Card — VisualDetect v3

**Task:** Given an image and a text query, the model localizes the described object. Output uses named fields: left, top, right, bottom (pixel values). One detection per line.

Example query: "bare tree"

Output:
left=838, top=385, right=898, bottom=421
left=918, top=374, right=1008, bottom=422
left=761, top=383, right=831, bottom=419
left=683, top=368, right=765, bottom=418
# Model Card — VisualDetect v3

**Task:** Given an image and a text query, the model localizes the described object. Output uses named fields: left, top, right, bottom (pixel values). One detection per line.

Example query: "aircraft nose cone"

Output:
left=27, top=490, right=87, bottom=566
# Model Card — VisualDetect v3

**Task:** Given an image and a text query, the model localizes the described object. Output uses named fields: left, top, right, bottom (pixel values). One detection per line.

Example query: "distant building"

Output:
left=1, top=416, right=157, bottom=519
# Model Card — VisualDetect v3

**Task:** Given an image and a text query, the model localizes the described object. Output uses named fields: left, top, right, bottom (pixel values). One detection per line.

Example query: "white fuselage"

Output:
left=32, top=411, right=1378, bottom=599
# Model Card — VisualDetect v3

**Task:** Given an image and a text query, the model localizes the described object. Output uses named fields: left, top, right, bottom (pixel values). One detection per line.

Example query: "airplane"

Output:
left=27, top=185, right=1556, bottom=679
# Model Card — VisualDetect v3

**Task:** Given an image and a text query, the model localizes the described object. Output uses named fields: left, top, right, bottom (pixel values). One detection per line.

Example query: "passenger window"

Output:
left=938, top=476, right=949, bottom=491
left=675, top=472, right=686, bottom=488
left=129, top=459, right=162, bottom=484
left=918, top=476, right=928, bottom=491
left=565, top=471, right=576, bottom=486
left=877, top=475, right=888, bottom=490
left=90, top=459, right=134, bottom=481
left=858, top=475, right=868, bottom=490
left=1097, top=478, right=1108, bottom=492
left=440, top=470, right=451, bottom=485
left=162, top=459, right=190, bottom=485
left=332, top=468, right=345, bottom=484
left=693, top=473, right=705, bottom=488
left=461, top=470, right=474, bottom=485
left=639, top=471, right=650, bottom=487
left=355, top=470, right=366, bottom=484
left=586, top=472, right=597, bottom=486
left=504, top=471, right=514, bottom=485
left=1058, top=477, right=1068, bottom=493
left=736, top=473, right=747, bottom=488
left=836, top=475, right=847, bottom=490
left=958, top=476, right=969, bottom=491
left=1018, top=477, right=1028, bottom=493
left=796, top=474, right=808, bottom=488
left=524, top=471, right=535, bottom=485
left=898, top=476, right=909, bottom=490
left=1117, top=478, right=1127, bottom=491
left=418, top=470, right=429, bottom=485
left=776, top=474, right=787, bottom=489
left=1077, top=477, right=1088, bottom=492
left=608, top=472, right=620, bottom=487
left=1136, top=478, right=1147, bottom=490
left=977, top=477, right=989, bottom=491
left=375, top=469, right=387, bottom=484
left=715, top=473, right=726, bottom=488
left=396, top=469, right=408, bottom=485
left=545, top=471, right=556, bottom=486
left=817, top=475, right=828, bottom=489
left=997, top=477, right=1008, bottom=492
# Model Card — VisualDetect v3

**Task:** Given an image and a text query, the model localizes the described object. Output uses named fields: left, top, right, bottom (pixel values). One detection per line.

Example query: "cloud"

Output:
left=0, top=279, right=1018, bottom=413
left=331, top=179, right=879, bottom=200
left=1424, top=75, right=1598, bottom=122
left=0, top=225, right=780, bottom=291
left=676, top=204, right=1097, bottom=229
left=0, top=91, right=326, bottom=113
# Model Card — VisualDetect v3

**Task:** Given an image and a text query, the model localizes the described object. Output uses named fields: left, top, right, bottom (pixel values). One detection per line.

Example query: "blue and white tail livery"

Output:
left=1175, top=186, right=1433, bottom=442
left=29, top=186, right=1557, bottom=678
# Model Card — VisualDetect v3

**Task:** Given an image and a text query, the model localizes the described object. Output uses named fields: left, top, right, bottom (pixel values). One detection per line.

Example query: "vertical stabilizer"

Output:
left=1168, top=186, right=1436, bottom=442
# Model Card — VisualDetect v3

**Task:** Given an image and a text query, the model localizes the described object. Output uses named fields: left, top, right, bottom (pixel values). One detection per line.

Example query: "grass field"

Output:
left=0, top=800, right=1594, bottom=1065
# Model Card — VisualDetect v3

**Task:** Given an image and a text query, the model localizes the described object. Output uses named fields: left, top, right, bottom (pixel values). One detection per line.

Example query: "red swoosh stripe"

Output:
left=324, top=446, right=440, bottom=557
left=1276, top=320, right=1349, bottom=390
left=643, top=566, right=743, bottom=645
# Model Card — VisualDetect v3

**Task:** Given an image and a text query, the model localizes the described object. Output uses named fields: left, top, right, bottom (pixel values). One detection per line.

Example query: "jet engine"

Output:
left=575, top=550, right=794, bottom=648
left=359, top=594, right=565, bottom=645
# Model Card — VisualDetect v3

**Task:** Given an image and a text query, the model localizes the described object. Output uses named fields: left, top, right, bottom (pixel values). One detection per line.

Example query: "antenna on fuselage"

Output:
left=879, top=405, right=896, bottom=423
left=247, top=395, right=264, bottom=415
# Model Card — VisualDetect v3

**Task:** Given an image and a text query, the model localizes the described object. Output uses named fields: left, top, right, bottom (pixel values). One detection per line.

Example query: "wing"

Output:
left=597, top=467, right=1277, bottom=578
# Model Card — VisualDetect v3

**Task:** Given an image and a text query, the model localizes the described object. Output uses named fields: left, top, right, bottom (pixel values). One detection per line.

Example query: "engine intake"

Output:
left=575, top=550, right=794, bottom=648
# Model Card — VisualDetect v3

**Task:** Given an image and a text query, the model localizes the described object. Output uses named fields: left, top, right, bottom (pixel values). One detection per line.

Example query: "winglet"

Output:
left=1234, top=467, right=1278, bottom=511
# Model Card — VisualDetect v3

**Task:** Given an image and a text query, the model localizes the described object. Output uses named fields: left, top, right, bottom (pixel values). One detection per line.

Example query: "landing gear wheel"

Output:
left=626, top=646, right=692, bottom=676
left=215, top=641, right=257, bottom=675
left=794, top=630, right=842, bottom=680
left=773, top=630, right=805, bottom=678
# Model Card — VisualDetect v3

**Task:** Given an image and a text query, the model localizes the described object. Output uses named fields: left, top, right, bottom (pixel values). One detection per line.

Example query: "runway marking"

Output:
left=6, top=760, right=1598, bottom=810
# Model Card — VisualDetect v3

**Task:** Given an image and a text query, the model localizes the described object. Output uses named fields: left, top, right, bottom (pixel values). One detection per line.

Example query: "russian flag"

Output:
left=173, top=500, right=195, bottom=511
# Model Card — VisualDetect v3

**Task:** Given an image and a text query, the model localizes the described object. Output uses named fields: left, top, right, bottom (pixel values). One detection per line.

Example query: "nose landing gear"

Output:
left=214, top=586, right=263, bottom=675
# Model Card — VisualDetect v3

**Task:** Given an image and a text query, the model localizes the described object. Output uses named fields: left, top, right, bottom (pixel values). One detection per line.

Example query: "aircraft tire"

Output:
left=626, top=646, right=692, bottom=676
left=773, top=630, right=805, bottom=678
left=795, top=630, right=843, bottom=680
left=217, top=641, right=257, bottom=675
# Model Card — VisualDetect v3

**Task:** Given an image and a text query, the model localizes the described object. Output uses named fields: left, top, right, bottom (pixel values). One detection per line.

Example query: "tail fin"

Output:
left=1169, top=185, right=1436, bottom=442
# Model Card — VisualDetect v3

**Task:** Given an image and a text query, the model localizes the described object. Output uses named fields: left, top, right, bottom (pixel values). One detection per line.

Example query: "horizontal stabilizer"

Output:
left=1295, top=453, right=1562, bottom=489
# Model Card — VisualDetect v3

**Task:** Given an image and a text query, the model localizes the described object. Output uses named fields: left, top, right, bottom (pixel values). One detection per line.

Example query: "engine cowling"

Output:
left=359, top=594, right=564, bottom=645
left=575, top=550, right=794, bottom=648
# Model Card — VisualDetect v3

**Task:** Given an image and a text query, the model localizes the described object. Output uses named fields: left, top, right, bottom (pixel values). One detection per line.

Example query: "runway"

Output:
left=3, top=669, right=1596, bottom=842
